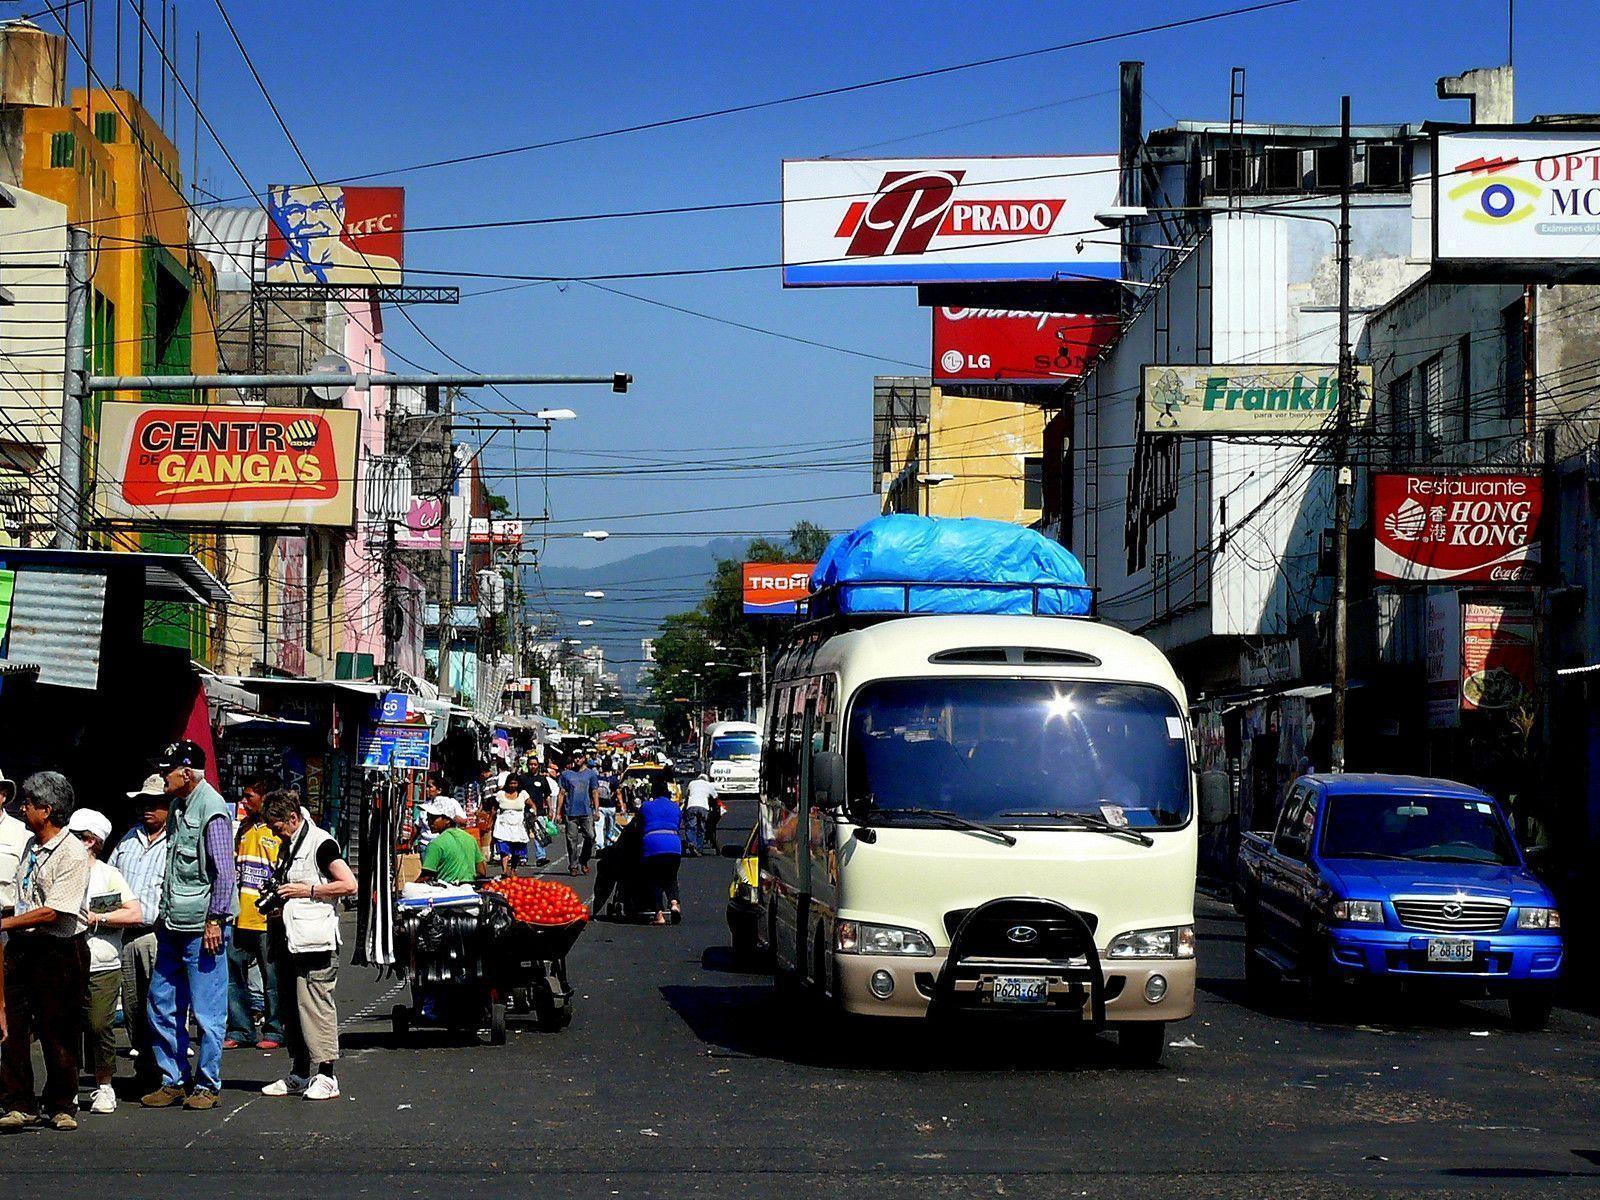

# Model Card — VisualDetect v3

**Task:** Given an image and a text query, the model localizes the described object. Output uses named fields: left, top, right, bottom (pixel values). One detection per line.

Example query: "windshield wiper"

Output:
left=999, top=810, right=1155, bottom=847
left=864, top=807, right=1017, bottom=847
left=1403, top=852, right=1502, bottom=864
left=1331, top=850, right=1409, bottom=861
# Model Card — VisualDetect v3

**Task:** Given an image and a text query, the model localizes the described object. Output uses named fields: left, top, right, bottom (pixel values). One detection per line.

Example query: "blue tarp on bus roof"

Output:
left=810, top=515, right=1092, bottom=617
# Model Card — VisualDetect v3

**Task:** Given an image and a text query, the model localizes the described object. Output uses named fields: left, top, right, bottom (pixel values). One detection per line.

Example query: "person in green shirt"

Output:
left=418, top=798, right=485, bottom=885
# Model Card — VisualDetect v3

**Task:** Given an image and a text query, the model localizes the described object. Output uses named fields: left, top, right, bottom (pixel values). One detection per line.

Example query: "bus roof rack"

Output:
left=798, top=578, right=1096, bottom=635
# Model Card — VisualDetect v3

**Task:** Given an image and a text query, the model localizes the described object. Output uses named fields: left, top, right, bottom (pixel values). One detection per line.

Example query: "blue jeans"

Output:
left=684, top=809, right=707, bottom=853
left=149, top=927, right=230, bottom=1091
left=227, top=927, right=282, bottom=1044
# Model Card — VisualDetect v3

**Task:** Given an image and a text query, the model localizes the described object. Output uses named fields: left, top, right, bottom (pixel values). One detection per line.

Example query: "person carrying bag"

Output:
left=257, top=791, right=355, bottom=1102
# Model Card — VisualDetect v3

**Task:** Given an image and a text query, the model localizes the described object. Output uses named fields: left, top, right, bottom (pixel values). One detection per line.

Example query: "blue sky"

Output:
left=114, top=0, right=1594, bottom=586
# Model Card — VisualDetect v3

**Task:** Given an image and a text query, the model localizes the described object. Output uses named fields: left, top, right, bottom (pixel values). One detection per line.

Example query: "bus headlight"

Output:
left=1106, top=925, right=1195, bottom=959
left=836, top=920, right=935, bottom=957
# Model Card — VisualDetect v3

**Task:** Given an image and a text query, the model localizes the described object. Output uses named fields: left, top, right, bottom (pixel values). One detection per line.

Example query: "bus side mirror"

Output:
left=812, top=750, right=845, bottom=811
left=1197, top=769, right=1231, bottom=827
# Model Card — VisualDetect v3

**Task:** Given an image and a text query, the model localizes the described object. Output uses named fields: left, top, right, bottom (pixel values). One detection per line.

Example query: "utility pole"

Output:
left=1330, top=95, right=1354, bottom=774
left=54, top=227, right=89, bottom=550
left=436, top=388, right=456, bottom=700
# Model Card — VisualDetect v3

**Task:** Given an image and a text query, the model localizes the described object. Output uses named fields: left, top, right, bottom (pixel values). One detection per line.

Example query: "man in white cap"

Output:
left=108, top=773, right=171, bottom=1091
left=68, top=809, right=143, bottom=1115
left=417, top=797, right=484, bottom=885
left=0, top=768, right=28, bottom=915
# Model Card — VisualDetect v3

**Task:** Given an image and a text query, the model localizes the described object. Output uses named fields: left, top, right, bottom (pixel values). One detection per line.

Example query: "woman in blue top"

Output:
left=638, top=775, right=683, bottom=926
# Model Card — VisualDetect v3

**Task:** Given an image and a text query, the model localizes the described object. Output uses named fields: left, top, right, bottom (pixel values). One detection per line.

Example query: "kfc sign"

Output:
left=742, top=562, right=815, bottom=616
left=782, top=156, right=1119, bottom=286
left=933, top=307, right=1118, bottom=383
left=266, top=185, right=404, bottom=286
left=1373, top=473, right=1542, bottom=583
left=93, top=402, right=361, bottom=527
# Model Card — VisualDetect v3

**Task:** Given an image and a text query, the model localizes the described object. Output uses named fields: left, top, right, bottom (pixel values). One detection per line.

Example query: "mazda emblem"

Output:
left=1442, top=902, right=1463, bottom=920
left=1006, top=925, right=1040, bottom=945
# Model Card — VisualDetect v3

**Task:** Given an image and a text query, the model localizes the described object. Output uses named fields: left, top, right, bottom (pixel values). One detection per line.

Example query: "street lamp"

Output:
left=584, top=590, right=605, bottom=599
left=536, top=408, right=578, bottom=421
left=921, top=473, right=953, bottom=486
left=578, top=619, right=595, bottom=627
left=582, top=530, right=610, bottom=541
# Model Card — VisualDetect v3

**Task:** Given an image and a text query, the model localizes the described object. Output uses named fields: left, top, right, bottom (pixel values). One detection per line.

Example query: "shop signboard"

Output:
left=359, top=724, right=431, bottom=770
left=468, top=517, right=523, bottom=545
left=1431, top=127, right=1600, bottom=281
left=932, top=308, right=1118, bottom=383
left=1425, top=589, right=1462, bottom=729
left=1140, top=364, right=1373, bottom=433
left=781, top=155, right=1119, bottom=286
left=743, top=562, right=814, bottom=616
left=394, top=492, right=467, bottom=550
left=265, top=185, right=404, bottom=286
left=94, top=402, right=361, bottom=527
left=1460, top=599, right=1536, bottom=712
left=1374, top=473, right=1541, bottom=583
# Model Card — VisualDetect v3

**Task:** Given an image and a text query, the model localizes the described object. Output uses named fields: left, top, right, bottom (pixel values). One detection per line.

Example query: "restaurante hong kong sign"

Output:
left=1373, top=473, right=1542, bottom=584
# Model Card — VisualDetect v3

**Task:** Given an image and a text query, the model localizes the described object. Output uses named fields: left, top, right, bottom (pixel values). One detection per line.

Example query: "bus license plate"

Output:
left=992, top=976, right=1048, bottom=1004
left=1427, top=937, right=1475, bottom=963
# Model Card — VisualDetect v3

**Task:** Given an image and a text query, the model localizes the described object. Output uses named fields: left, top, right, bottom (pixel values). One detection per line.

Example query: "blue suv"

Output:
left=1237, top=774, right=1563, bottom=1028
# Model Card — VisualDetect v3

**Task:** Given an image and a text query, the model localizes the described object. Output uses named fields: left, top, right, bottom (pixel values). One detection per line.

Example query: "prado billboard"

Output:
left=94, top=402, right=361, bottom=527
left=782, top=156, right=1119, bottom=286
left=266, top=185, right=404, bottom=286
left=1431, top=127, right=1600, bottom=280
left=1373, top=473, right=1541, bottom=584
left=932, top=308, right=1118, bottom=383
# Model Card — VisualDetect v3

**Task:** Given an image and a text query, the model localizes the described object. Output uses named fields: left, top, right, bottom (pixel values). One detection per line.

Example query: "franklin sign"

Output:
left=1140, top=364, right=1373, bottom=434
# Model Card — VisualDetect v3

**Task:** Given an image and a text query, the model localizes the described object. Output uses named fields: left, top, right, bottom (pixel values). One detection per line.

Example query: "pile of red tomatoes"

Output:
left=484, top=876, right=590, bottom=927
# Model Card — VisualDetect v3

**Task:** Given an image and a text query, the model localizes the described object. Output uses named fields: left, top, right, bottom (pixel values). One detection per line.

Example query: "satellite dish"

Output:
left=309, top=353, right=350, bottom=403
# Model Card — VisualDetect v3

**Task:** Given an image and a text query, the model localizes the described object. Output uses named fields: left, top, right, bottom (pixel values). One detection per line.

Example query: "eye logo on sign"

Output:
left=1449, top=156, right=1538, bottom=225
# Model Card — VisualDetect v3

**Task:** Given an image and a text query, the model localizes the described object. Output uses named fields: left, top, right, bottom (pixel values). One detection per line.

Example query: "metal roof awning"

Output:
left=222, top=676, right=387, bottom=698
left=0, top=546, right=230, bottom=606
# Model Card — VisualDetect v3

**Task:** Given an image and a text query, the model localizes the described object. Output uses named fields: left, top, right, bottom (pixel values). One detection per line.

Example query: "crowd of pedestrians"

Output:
left=0, top=739, right=356, bottom=1131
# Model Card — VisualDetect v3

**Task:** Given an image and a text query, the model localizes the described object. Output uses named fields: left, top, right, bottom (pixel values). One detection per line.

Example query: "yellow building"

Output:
left=1, top=23, right=221, bottom=659
left=874, top=376, right=1046, bottom=524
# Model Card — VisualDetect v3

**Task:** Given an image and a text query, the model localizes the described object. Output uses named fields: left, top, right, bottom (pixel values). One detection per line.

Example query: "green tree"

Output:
left=646, top=521, right=831, bottom=741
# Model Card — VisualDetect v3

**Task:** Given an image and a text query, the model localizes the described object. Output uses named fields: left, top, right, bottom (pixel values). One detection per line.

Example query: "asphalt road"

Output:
left=6, top=803, right=1600, bottom=1198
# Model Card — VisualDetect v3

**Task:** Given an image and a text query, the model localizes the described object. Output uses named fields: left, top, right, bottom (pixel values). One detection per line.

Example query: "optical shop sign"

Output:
left=1374, top=473, right=1542, bottom=583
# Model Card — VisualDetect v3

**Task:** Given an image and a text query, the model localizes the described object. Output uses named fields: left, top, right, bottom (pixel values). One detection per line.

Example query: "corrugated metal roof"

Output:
left=190, top=205, right=264, bottom=292
left=6, top=566, right=105, bottom=690
left=0, top=548, right=228, bottom=606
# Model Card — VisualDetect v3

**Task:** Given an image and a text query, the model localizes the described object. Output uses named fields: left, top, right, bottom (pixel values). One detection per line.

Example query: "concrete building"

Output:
left=873, top=375, right=1046, bottom=522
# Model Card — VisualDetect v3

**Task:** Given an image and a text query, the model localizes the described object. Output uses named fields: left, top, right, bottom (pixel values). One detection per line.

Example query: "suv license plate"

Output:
left=992, top=976, right=1048, bottom=1004
left=1427, top=937, right=1476, bottom=963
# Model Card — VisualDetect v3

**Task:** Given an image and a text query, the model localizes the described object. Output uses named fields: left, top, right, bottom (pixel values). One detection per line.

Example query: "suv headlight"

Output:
left=1517, top=907, right=1561, bottom=930
left=835, top=920, right=935, bottom=957
left=1105, top=925, right=1195, bottom=959
left=1331, top=899, right=1385, bottom=924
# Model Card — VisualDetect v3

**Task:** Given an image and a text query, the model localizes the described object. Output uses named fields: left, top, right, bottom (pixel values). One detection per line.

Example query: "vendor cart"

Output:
left=391, top=890, right=584, bottom=1043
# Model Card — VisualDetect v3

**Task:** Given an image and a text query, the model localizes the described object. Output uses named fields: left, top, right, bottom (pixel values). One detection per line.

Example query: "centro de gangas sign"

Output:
left=1140, top=364, right=1373, bottom=434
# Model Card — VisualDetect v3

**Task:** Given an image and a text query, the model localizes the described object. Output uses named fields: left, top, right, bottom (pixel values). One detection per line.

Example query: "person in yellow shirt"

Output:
left=225, top=776, right=284, bottom=1050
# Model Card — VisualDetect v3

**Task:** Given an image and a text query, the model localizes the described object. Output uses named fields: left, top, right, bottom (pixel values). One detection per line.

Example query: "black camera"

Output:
left=255, top=879, right=287, bottom=917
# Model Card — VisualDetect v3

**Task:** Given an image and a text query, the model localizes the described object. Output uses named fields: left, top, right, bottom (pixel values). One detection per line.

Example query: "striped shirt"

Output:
left=108, top=825, right=168, bottom=924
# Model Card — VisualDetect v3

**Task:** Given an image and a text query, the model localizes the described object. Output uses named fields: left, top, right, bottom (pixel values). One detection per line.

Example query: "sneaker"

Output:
left=302, top=1074, right=340, bottom=1102
left=222, top=1038, right=247, bottom=1050
left=261, top=1074, right=309, bottom=1097
left=182, top=1087, right=220, bottom=1111
left=48, top=1111, right=77, bottom=1132
left=257, top=1039, right=282, bottom=1051
left=140, top=1084, right=187, bottom=1109
left=89, top=1085, right=117, bottom=1115
left=0, top=1109, right=41, bottom=1132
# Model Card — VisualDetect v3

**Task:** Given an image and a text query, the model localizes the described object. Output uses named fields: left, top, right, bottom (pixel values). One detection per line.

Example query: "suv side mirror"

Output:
left=1197, top=769, right=1231, bottom=827
left=812, top=750, right=845, bottom=810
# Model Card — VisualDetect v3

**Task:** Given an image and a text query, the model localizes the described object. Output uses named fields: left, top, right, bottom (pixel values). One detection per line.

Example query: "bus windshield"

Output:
left=711, top=735, right=761, bottom=761
left=846, top=678, right=1189, bottom=829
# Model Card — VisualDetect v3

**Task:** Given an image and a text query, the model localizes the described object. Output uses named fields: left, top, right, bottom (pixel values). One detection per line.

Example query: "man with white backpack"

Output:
left=257, top=791, right=356, bottom=1102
